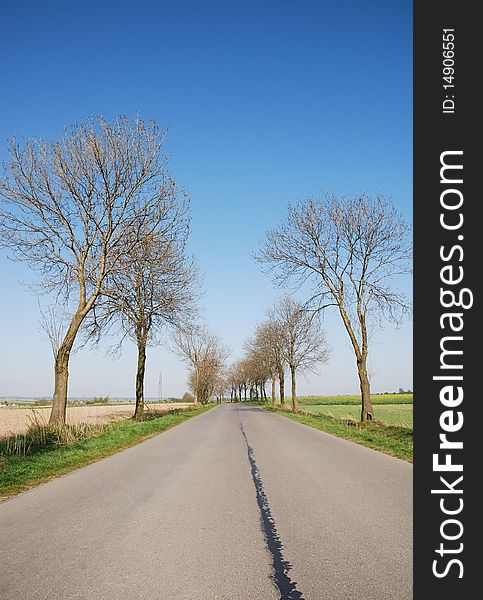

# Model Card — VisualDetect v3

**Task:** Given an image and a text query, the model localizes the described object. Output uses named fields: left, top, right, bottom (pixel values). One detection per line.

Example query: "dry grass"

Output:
left=0, top=403, right=194, bottom=437
left=1, top=412, right=104, bottom=456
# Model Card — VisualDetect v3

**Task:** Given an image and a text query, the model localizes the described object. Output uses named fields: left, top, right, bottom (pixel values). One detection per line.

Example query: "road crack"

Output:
left=239, top=421, right=305, bottom=600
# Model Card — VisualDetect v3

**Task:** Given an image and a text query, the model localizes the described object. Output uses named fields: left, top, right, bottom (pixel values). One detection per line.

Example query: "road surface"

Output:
left=0, top=403, right=412, bottom=599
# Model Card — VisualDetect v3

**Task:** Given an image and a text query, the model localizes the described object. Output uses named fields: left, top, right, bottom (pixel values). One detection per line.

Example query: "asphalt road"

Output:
left=0, top=403, right=412, bottom=600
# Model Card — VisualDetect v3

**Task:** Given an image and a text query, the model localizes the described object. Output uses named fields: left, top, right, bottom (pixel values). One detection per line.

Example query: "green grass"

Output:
left=296, top=393, right=413, bottom=406
left=0, top=404, right=214, bottom=498
left=304, top=404, right=413, bottom=428
left=254, top=402, right=412, bottom=462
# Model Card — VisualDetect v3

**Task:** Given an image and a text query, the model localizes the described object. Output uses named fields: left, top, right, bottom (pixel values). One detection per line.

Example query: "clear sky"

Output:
left=0, top=0, right=412, bottom=399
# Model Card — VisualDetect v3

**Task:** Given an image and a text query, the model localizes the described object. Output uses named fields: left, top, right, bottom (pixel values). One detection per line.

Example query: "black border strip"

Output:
left=414, top=2, right=479, bottom=597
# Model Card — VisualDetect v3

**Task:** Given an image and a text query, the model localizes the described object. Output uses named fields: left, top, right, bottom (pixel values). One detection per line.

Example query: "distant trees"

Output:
left=173, top=324, right=228, bottom=404
left=256, top=194, right=411, bottom=421
left=227, top=297, right=329, bottom=411
left=226, top=359, right=248, bottom=401
left=248, top=321, right=286, bottom=405
left=225, top=361, right=245, bottom=401
left=0, top=115, right=186, bottom=424
left=269, top=296, right=330, bottom=411
left=242, top=354, right=271, bottom=401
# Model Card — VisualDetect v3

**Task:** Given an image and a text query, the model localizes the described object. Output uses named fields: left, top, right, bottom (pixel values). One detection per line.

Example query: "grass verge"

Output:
left=254, top=402, right=412, bottom=462
left=0, top=404, right=214, bottom=499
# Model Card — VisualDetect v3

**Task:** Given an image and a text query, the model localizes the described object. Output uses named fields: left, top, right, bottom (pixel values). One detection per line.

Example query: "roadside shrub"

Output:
left=135, top=408, right=180, bottom=422
left=181, top=392, right=194, bottom=403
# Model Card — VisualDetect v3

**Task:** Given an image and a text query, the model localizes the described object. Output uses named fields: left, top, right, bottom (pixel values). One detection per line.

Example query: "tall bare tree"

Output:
left=269, top=296, right=330, bottom=412
left=88, top=221, right=198, bottom=418
left=0, top=115, right=178, bottom=424
left=256, top=194, right=411, bottom=420
left=173, top=324, right=228, bottom=404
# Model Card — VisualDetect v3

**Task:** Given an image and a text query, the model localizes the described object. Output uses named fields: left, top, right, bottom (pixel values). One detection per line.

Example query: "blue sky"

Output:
left=0, top=0, right=412, bottom=398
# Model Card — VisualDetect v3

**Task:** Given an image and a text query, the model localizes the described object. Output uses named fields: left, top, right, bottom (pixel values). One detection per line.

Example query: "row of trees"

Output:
left=172, top=324, right=228, bottom=404
left=184, top=193, right=411, bottom=420
left=167, top=294, right=329, bottom=410
left=0, top=115, right=202, bottom=423
left=220, top=193, right=411, bottom=422
left=255, top=194, right=412, bottom=420
left=0, top=115, right=411, bottom=423
left=226, top=296, right=330, bottom=411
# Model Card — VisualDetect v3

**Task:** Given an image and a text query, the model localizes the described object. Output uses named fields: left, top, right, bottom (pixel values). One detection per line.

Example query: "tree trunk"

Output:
left=279, top=368, right=285, bottom=407
left=50, top=348, right=70, bottom=425
left=290, top=365, right=297, bottom=412
left=338, top=306, right=374, bottom=422
left=134, top=341, right=147, bottom=418
left=357, top=356, right=373, bottom=421
left=49, top=311, right=85, bottom=425
left=271, top=376, right=276, bottom=405
left=193, top=366, right=199, bottom=404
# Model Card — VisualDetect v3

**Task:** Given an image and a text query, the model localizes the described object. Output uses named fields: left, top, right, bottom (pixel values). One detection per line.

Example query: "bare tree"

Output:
left=225, top=365, right=237, bottom=401
left=0, top=115, right=178, bottom=424
left=87, top=221, right=198, bottom=418
left=213, top=368, right=228, bottom=402
left=225, top=361, right=247, bottom=402
left=241, top=337, right=273, bottom=403
left=251, top=320, right=287, bottom=405
left=256, top=194, right=411, bottom=421
left=228, top=359, right=249, bottom=401
left=269, top=296, right=330, bottom=412
left=172, top=324, right=228, bottom=404
left=235, top=353, right=266, bottom=401
left=187, top=355, right=223, bottom=404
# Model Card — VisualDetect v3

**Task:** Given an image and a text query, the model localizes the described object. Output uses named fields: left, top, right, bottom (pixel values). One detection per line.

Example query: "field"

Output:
left=297, top=393, right=413, bottom=406
left=292, top=394, right=413, bottom=428
left=0, top=403, right=194, bottom=437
